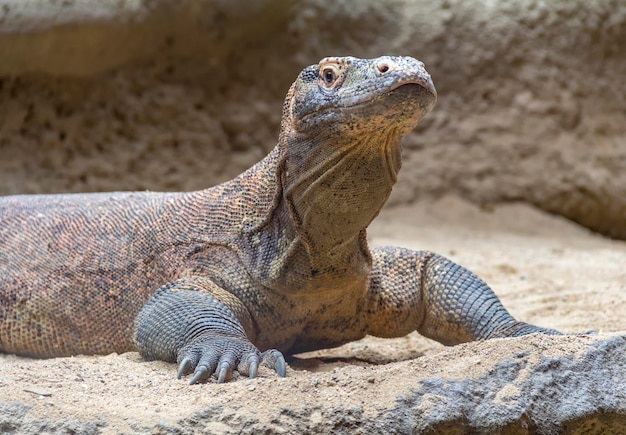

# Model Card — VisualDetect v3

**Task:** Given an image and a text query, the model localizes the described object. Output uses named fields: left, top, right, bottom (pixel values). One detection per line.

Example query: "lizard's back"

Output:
left=0, top=191, right=194, bottom=356
left=0, top=148, right=280, bottom=358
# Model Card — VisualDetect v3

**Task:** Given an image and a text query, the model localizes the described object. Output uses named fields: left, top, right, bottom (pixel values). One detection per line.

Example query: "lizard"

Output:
left=0, top=56, right=560, bottom=384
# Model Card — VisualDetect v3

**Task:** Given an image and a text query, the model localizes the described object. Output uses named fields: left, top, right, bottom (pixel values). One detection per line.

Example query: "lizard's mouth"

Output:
left=344, top=79, right=437, bottom=111
left=391, top=78, right=437, bottom=100
left=297, top=79, right=436, bottom=130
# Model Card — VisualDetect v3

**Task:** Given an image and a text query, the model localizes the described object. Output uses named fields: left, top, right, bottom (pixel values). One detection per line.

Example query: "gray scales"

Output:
left=0, top=56, right=560, bottom=384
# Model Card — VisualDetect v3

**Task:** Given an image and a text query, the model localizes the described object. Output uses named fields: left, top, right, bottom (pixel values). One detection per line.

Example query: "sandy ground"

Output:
left=1, top=196, right=625, bottom=432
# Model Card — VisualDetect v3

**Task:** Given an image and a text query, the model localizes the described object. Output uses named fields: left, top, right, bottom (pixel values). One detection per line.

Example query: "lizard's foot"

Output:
left=135, top=286, right=287, bottom=384
left=176, top=333, right=286, bottom=384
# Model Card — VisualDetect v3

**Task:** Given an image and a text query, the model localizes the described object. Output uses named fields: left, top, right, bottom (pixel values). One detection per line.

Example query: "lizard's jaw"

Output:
left=340, top=72, right=436, bottom=112
left=345, top=81, right=436, bottom=135
left=294, top=80, right=436, bottom=141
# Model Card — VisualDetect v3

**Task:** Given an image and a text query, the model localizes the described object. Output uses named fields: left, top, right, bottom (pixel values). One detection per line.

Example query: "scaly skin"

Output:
left=0, top=56, right=559, bottom=384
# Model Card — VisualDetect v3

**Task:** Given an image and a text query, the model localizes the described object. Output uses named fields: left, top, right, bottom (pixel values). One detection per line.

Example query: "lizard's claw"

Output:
left=262, top=349, right=286, bottom=377
left=177, top=357, right=193, bottom=380
left=190, top=364, right=210, bottom=384
left=237, top=352, right=260, bottom=378
left=175, top=334, right=286, bottom=384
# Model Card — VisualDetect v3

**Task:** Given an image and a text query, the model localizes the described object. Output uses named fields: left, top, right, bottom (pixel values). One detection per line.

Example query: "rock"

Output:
left=385, top=335, right=626, bottom=434
left=2, top=334, right=624, bottom=433
left=0, top=402, right=104, bottom=434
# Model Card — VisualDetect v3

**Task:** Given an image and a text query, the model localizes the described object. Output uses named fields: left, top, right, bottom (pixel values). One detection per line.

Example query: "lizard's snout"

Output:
left=374, top=57, right=436, bottom=98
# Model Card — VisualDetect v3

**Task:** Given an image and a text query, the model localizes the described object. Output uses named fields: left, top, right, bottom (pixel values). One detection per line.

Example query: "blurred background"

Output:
left=0, top=0, right=625, bottom=239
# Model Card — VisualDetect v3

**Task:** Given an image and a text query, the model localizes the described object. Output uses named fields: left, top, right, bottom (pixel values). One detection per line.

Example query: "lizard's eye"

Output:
left=320, top=66, right=339, bottom=87
left=323, top=68, right=335, bottom=83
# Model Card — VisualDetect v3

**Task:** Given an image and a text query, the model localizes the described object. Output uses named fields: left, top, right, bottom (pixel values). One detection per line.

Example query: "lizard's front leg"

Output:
left=133, top=276, right=286, bottom=384
left=366, top=246, right=560, bottom=344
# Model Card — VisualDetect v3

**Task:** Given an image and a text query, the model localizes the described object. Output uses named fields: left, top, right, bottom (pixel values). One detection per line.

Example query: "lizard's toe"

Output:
left=216, top=360, right=233, bottom=384
left=189, top=349, right=220, bottom=384
left=237, top=352, right=260, bottom=379
left=262, top=349, right=287, bottom=377
left=215, top=350, right=241, bottom=383
left=177, top=356, right=195, bottom=379
left=189, top=364, right=211, bottom=385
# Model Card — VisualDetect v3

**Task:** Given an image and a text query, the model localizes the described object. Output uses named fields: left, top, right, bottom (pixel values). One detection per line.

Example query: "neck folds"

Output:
left=282, top=128, right=402, bottom=265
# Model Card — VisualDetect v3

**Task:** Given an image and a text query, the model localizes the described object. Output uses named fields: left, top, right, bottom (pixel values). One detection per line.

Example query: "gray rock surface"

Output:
left=169, top=335, right=626, bottom=434
left=1, top=334, right=625, bottom=434
left=391, top=335, right=626, bottom=434
left=0, top=0, right=625, bottom=239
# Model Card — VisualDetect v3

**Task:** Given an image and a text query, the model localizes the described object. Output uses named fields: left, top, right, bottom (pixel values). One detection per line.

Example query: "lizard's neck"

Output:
left=282, top=128, right=402, bottom=254
left=222, top=121, right=403, bottom=295
left=249, top=127, right=403, bottom=291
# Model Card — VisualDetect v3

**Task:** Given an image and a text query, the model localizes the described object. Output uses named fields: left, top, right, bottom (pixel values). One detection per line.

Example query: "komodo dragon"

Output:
left=0, top=56, right=560, bottom=384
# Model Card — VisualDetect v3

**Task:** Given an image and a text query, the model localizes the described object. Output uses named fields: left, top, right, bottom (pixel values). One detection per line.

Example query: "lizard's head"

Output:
left=277, top=56, right=437, bottom=258
left=282, top=55, right=436, bottom=138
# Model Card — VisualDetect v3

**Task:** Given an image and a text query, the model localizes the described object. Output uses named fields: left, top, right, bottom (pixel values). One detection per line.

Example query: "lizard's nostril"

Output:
left=378, top=63, right=390, bottom=74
